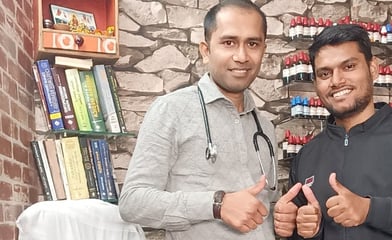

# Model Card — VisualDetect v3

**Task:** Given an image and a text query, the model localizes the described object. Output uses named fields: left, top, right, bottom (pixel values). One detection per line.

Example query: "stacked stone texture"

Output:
left=27, top=1, right=386, bottom=238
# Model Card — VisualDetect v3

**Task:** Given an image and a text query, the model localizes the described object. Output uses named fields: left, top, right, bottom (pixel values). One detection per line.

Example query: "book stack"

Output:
left=31, top=137, right=119, bottom=203
left=32, top=56, right=127, bottom=133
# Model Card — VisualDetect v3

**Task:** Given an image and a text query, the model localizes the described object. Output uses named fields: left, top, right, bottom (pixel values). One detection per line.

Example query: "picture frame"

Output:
left=49, top=4, right=97, bottom=31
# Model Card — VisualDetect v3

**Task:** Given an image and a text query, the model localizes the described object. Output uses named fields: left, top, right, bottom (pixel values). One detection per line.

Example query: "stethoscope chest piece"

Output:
left=205, top=143, right=218, bottom=163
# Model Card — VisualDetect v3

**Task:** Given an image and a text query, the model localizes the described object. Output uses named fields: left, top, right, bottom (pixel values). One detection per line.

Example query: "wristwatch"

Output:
left=213, top=190, right=226, bottom=219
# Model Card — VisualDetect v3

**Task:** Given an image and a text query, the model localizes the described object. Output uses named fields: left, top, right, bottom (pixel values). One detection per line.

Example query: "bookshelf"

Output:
left=31, top=0, right=130, bottom=203
left=31, top=61, right=132, bottom=203
left=33, top=0, right=119, bottom=64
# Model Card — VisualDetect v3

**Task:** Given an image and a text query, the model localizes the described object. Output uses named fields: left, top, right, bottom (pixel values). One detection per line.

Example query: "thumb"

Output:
left=280, top=182, right=302, bottom=203
left=329, top=172, right=347, bottom=195
left=302, top=185, right=319, bottom=207
left=247, top=175, right=266, bottom=196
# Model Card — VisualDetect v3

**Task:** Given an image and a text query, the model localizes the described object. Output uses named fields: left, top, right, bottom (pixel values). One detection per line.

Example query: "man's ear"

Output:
left=369, top=56, right=379, bottom=83
left=199, top=41, right=209, bottom=64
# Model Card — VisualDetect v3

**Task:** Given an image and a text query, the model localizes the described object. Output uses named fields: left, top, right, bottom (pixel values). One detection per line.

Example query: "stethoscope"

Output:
left=197, top=86, right=277, bottom=190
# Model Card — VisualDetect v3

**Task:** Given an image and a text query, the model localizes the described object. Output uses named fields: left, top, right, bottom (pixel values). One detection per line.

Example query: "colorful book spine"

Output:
left=89, top=139, right=108, bottom=201
left=92, top=65, right=121, bottom=133
left=64, top=69, right=92, bottom=131
left=37, top=140, right=57, bottom=200
left=51, top=67, right=78, bottom=130
left=35, top=60, right=65, bottom=130
left=98, top=139, right=118, bottom=203
left=54, top=139, right=71, bottom=200
left=105, top=65, right=127, bottom=133
left=30, top=141, right=53, bottom=201
left=32, top=65, right=51, bottom=131
left=78, top=137, right=99, bottom=199
left=43, top=139, right=66, bottom=200
left=60, top=137, right=89, bottom=200
left=79, top=70, right=106, bottom=132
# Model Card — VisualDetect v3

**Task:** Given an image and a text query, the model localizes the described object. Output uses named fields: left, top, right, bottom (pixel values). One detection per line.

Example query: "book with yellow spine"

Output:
left=64, top=69, right=92, bottom=131
left=79, top=70, right=106, bottom=132
left=60, top=137, right=89, bottom=200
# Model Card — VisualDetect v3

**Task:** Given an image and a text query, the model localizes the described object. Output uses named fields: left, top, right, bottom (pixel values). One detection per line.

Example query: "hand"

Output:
left=326, top=172, right=370, bottom=227
left=274, top=183, right=302, bottom=237
left=296, top=185, right=322, bottom=238
left=220, top=176, right=268, bottom=233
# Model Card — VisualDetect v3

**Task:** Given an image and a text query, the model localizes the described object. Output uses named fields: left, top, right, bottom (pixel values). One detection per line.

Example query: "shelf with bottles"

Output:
left=288, top=15, right=392, bottom=46
left=279, top=129, right=315, bottom=164
left=33, top=0, right=119, bottom=64
left=286, top=15, right=392, bottom=64
left=280, top=51, right=392, bottom=97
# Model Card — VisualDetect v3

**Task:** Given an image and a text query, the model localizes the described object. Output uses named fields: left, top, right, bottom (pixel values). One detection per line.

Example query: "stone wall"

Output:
left=113, top=0, right=392, bottom=189
left=99, top=0, right=392, bottom=239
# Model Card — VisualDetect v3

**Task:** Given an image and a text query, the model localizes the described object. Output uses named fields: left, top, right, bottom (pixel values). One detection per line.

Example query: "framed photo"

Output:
left=49, top=4, right=97, bottom=31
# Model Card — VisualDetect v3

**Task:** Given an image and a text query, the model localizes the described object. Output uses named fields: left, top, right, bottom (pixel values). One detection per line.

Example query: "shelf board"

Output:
left=36, top=129, right=137, bottom=138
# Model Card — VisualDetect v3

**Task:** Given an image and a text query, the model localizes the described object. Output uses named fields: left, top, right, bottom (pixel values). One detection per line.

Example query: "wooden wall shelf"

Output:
left=33, top=0, right=119, bottom=64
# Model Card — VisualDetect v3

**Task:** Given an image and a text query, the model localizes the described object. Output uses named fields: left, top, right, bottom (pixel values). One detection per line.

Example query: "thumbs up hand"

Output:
left=296, top=185, right=322, bottom=238
left=274, top=183, right=302, bottom=237
left=221, top=176, right=269, bottom=233
left=326, top=173, right=370, bottom=227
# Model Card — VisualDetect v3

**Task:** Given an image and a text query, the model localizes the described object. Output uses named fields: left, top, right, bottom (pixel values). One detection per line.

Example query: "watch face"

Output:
left=214, top=191, right=225, bottom=203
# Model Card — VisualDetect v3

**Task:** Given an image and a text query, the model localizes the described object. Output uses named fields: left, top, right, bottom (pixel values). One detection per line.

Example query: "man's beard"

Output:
left=326, top=83, right=373, bottom=120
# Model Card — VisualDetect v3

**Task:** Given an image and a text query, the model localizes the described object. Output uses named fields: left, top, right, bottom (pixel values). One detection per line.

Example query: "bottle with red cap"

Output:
left=375, top=65, right=385, bottom=87
left=325, top=19, right=333, bottom=27
left=282, top=130, right=291, bottom=159
left=380, top=25, right=387, bottom=44
left=295, top=16, right=304, bottom=39
left=366, top=22, right=374, bottom=42
left=317, top=17, right=325, bottom=35
left=289, top=18, right=297, bottom=40
left=309, top=97, right=317, bottom=119
left=296, top=52, right=308, bottom=81
left=294, top=136, right=302, bottom=155
left=306, top=53, right=314, bottom=81
left=287, top=135, right=296, bottom=158
left=385, top=66, right=392, bottom=87
left=282, top=57, right=291, bottom=85
left=290, top=55, right=298, bottom=82
left=309, top=17, right=317, bottom=39
left=373, top=23, right=381, bottom=43
left=303, top=17, right=310, bottom=39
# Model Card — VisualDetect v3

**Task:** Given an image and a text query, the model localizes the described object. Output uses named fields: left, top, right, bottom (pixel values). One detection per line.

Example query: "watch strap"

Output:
left=213, top=190, right=226, bottom=219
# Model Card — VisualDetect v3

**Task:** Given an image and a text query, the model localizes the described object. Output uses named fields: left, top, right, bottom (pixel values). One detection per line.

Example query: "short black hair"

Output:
left=309, top=24, right=373, bottom=73
left=203, top=0, right=267, bottom=43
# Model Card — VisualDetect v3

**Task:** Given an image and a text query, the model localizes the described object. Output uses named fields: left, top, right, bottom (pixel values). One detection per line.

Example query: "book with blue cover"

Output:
left=35, top=59, right=65, bottom=130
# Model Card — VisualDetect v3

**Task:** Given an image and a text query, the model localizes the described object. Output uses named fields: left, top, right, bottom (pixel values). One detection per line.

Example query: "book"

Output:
left=89, top=139, right=108, bottom=201
left=54, top=139, right=71, bottom=200
left=30, top=141, right=52, bottom=201
left=35, top=60, right=65, bottom=130
left=43, top=139, right=66, bottom=200
left=54, top=56, right=93, bottom=70
left=51, top=67, right=78, bottom=130
left=98, top=139, right=118, bottom=203
left=78, top=70, right=106, bottom=132
left=32, top=65, right=51, bottom=131
left=37, top=140, right=57, bottom=200
left=64, top=68, right=92, bottom=131
left=92, top=65, right=121, bottom=133
left=60, top=137, right=89, bottom=200
left=78, top=137, right=99, bottom=199
left=105, top=65, right=127, bottom=133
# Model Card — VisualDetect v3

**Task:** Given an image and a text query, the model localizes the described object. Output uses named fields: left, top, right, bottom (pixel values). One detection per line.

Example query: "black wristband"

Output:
left=213, top=191, right=226, bottom=219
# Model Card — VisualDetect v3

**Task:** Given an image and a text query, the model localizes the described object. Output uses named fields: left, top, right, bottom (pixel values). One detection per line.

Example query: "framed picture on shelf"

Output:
left=49, top=4, right=97, bottom=31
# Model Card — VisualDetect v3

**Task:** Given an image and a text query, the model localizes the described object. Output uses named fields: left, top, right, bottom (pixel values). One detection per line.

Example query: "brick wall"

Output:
left=0, top=1, right=36, bottom=240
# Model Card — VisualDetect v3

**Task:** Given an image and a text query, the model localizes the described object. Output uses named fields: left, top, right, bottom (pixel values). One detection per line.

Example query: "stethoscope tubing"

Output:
left=197, top=85, right=277, bottom=190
